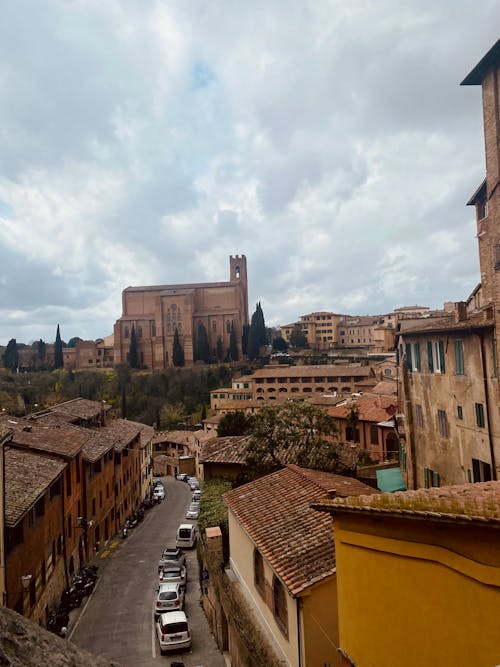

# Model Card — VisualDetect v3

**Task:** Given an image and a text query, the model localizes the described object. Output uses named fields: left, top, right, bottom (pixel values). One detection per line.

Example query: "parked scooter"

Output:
left=121, top=525, right=128, bottom=538
left=60, top=586, right=83, bottom=610
left=47, top=607, right=70, bottom=636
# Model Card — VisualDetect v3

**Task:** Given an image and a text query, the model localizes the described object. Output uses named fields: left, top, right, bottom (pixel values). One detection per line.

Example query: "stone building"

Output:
left=397, top=40, right=500, bottom=489
left=113, top=255, right=248, bottom=368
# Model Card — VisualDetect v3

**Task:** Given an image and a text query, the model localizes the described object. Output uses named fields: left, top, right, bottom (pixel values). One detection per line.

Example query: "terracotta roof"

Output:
left=7, top=419, right=90, bottom=458
left=370, top=380, right=398, bottom=396
left=152, top=430, right=195, bottom=445
left=252, top=365, right=373, bottom=379
left=328, top=394, right=398, bottom=424
left=82, top=428, right=118, bottom=463
left=45, top=398, right=110, bottom=421
left=5, top=448, right=66, bottom=526
left=0, top=425, right=12, bottom=442
left=314, top=481, right=500, bottom=527
left=124, top=420, right=154, bottom=448
left=224, top=465, right=376, bottom=595
left=104, top=419, right=141, bottom=452
left=398, top=311, right=494, bottom=335
left=200, top=436, right=251, bottom=464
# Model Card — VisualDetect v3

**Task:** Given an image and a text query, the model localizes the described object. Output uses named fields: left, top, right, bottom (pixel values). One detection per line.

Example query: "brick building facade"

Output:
left=113, top=255, right=249, bottom=368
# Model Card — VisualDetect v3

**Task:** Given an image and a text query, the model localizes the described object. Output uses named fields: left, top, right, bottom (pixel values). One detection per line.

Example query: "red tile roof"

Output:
left=7, top=419, right=90, bottom=458
left=224, top=465, right=377, bottom=595
left=42, top=398, right=110, bottom=421
left=5, top=448, right=67, bottom=526
left=314, top=481, right=500, bottom=526
left=200, top=436, right=251, bottom=464
left=328, top=394, right=398, bottom=424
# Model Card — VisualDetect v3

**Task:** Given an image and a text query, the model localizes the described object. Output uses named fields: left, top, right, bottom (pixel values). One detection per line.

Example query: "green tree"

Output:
left=54, top=324, right=64, bottom=369
left=290, top=326, right=307, bottom=348
left=216, top=336, right=224, bottom=362
left=247, top=302, right=267, bottom=360
left=200, top=403, right=207, bottom=421
left=2, top=338, right=18, bottom=371
left=160, top=401, right=186, bottom=428
left=245, top=402, right=347, bottom=475
left=172, top=328, right=185, bottom=367
left=218, top=411, right=254, bottom=437
left=229, top=323, right=239, bottom=362
left=121, top=385, right=127, bottom=418
left=129, top=325, right=138, bottom=368
left=272, top=336, right=288, bottom=352
left=196, top=323, right=211, bottom=364
left=37, top=339, right=46, bottom=361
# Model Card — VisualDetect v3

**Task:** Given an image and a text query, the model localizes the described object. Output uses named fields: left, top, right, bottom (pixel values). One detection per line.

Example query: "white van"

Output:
left=176, top=523, right=197, bottom=549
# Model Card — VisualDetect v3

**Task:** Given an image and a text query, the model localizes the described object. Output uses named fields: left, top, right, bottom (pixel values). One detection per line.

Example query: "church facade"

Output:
left=113, top=255, right=248, bottom=369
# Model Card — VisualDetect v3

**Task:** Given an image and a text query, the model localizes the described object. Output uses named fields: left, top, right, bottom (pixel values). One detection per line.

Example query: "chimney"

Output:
left=454, top=301, right=467, bottom=323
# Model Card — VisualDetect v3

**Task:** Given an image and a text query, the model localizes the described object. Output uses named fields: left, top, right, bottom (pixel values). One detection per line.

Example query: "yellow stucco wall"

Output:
left=300, top=577, right=342, bottom=667
left=333, top=515, right=500, bottom=667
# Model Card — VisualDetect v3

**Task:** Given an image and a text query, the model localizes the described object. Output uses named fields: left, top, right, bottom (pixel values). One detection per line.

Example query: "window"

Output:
left=253, top=549, right=265, bottom=597
left=345, top=427, right=360, bottom=443
left=405, top=343, right=413, bottom=371
left=272, top=576, right=288, bottom=637
left=478, top=200, right=488, bottom=220
left=370, top=426, right=378, bottom=445
left=475, top=403, right=485, bottom=428
left=427, top=340, right=445, bottom=373
left=124, top=327, right=129, bottom=339
left=415, top=404, right=424, bottom=429
left=457, top=405, right=463, bottom=420
left=493, top=338, right=498, bottom=377
left=437, top=409, right=448, bottom=437
left=413, top=343, right=421, bottom=371
left=424, top=467, right=440, bottom=488
left=151, top=322, right=156, bottom=337
left=454, top=340, right=464, bottom=375
left=472, top=458, right=492, bottom=482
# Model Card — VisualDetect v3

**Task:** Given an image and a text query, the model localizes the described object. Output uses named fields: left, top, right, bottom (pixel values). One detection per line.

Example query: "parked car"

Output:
left=154, top=582, right=185, bottom=619
left=159, top=562, right=187, bottom=587
left=176, top=474, right=190, bottom=482
left=187, top=477, right=200, bottom=491
left=192, top=489, right=202, bottom=501
left=158, top=547, right=186, bottom=571
left=176, top=523, right=197, bottom=549
left=185, top=505, right=199, bottom=520
left=154, top=480, right=164, bottom=489
left=156, top=611, right=191, bottom=654
left=153, top=487, right=165, bottom=501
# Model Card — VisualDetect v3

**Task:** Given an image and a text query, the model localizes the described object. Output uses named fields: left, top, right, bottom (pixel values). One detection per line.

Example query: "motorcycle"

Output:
left=121, top=526, right=128, bottom=538
left=60, top=586, right=83, bottom=610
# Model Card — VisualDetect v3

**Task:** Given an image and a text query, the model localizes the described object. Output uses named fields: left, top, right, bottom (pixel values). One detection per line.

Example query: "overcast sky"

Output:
left=0, top=1, right=499, bottom=344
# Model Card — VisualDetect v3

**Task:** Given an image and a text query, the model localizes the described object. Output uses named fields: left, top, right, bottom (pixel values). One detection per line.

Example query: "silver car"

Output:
left=154, top=582, right=184, bottom=619
left=159, top=562, right=187, bottom=587
left=186, top=505, right=200, bottom=520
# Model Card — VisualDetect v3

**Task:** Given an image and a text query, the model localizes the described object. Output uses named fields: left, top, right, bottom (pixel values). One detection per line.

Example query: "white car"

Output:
left=186, top=505, right=200, bottom=520
left=187, top=477, right=200, bottom=490
left=153, top=487, right=165, bottom=501
left=159, top=562, right=187, bottom=587
left=154, top=582, right=184, bottom=619
left=156, top=611, right=191, bottom=654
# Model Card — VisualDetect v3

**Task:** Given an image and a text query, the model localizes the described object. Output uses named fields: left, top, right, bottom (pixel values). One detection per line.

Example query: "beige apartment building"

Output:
left=398, top=40, right=500, bottom=489
left=113, top=255, right=248, bottom=368
left=281, top=312, right=343, bottom=350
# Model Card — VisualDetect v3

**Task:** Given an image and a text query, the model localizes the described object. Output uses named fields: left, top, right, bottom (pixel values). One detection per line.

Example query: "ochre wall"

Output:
left=333, top=514, right=500, bottom=667
left=300, top=577, right=341, bottom=667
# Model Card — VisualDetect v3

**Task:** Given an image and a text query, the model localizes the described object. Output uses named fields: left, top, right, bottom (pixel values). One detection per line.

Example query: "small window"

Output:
left=457, top=405, right=463, bottom=420
left=415, top=404, right=424, bottom=429
left=454, top=340, right=464, bottom=375
left=437, top=409, right=448, bottom=437
left=370, top=426, right=378, bottom=445
left=424, top=467, right=440, bottom=488
left=254, top=549, right=265, bottom=597
left=475, top=403, right=485, bottom=428
left=124, top=327, right=129, bottom=339
left=472, top=458, right=492, bottom=482
left=272, top=576, right=288, bottom=637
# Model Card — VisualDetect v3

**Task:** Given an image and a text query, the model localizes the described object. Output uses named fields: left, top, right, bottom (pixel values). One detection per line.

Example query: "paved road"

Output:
left=70, top=476, right=226, bottom=667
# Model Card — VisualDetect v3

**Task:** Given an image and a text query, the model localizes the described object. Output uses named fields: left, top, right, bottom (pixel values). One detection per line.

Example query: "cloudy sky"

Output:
left=0, top=1, right=499, bottom=344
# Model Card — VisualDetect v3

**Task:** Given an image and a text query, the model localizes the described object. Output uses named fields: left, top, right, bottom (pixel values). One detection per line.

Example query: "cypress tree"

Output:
left=247, top=302, right=267, bottom=360
left=229, top=323, right=239, bottom=361
left=216, top=336, right=224, bottom=362
left=37, top=339, right=46, bottom=360
left=172, top=328, right=185, bottom=367
left=196, top=323, right=211, bottom=363
left=129, top=325, right=138, bottom=368
left=54, top=324, right=63, bottom=369
left=242, top=323, right=250, bottom=356
left=2, top=338, right=18, bottom=371
left=200, top=403, right=207, bottom=421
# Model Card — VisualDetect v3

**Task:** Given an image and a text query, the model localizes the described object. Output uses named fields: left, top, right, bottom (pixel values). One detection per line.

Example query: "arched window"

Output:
left=346, top=427, right=360, bottom=443
left=138, top=326, right=142, bottom=338
left=151, top=322, right=156, bottom=337
left=370, top=426, right=379, bottom=445
left=124, top=327, right=129, bottom=339
left=273, top=576, right=288, bottom=637
left=235, top=265, right=241, bottom=279
left=226, top=321, right=231, bottom=333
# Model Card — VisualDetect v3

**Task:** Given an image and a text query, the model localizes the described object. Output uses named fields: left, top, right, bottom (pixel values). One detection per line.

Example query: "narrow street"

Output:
left=70, top=476, right=226, bottom=667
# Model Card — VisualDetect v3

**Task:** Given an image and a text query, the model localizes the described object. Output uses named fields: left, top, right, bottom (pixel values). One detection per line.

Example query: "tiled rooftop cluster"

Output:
left=199, top=435, right=251, bottom=464
left=224, top=465, right=377, bottom=595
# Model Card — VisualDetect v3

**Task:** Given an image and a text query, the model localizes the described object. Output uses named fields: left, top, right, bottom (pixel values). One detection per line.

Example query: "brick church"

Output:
left=113, top=255, right=249, bottom=368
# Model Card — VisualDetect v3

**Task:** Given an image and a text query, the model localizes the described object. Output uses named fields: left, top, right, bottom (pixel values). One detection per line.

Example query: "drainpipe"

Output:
left=296, top=598, right=303, bottom=667
left=479, top=331, right=498, bottom=480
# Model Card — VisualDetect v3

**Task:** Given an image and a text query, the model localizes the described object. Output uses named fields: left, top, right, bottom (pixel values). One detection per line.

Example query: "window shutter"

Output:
left=414, top=343, right=421, bottom=371
left=438, top=341, right=445, bottom=373
left=427, top=341, right=434, bottom=372
left=405, top=343, right=413, bottom=371
left=432, top=471, right=440, bottom=487
left=424, top=468, right=430, bottom=488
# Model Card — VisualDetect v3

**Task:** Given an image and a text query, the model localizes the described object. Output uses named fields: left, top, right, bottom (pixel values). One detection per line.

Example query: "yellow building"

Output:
left=314, top=481, right=500, bottom=667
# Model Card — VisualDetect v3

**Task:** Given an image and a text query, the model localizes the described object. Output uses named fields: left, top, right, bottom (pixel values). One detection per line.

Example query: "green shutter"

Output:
left=414, top=343, right=421, bottom=371
left=405, top=343, right=413, bottom=371
left=438, top=341, right=445, bottom=373
left=427, top=342, right=434, bottom=372
left=432, top=471, right=440, bottom=487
